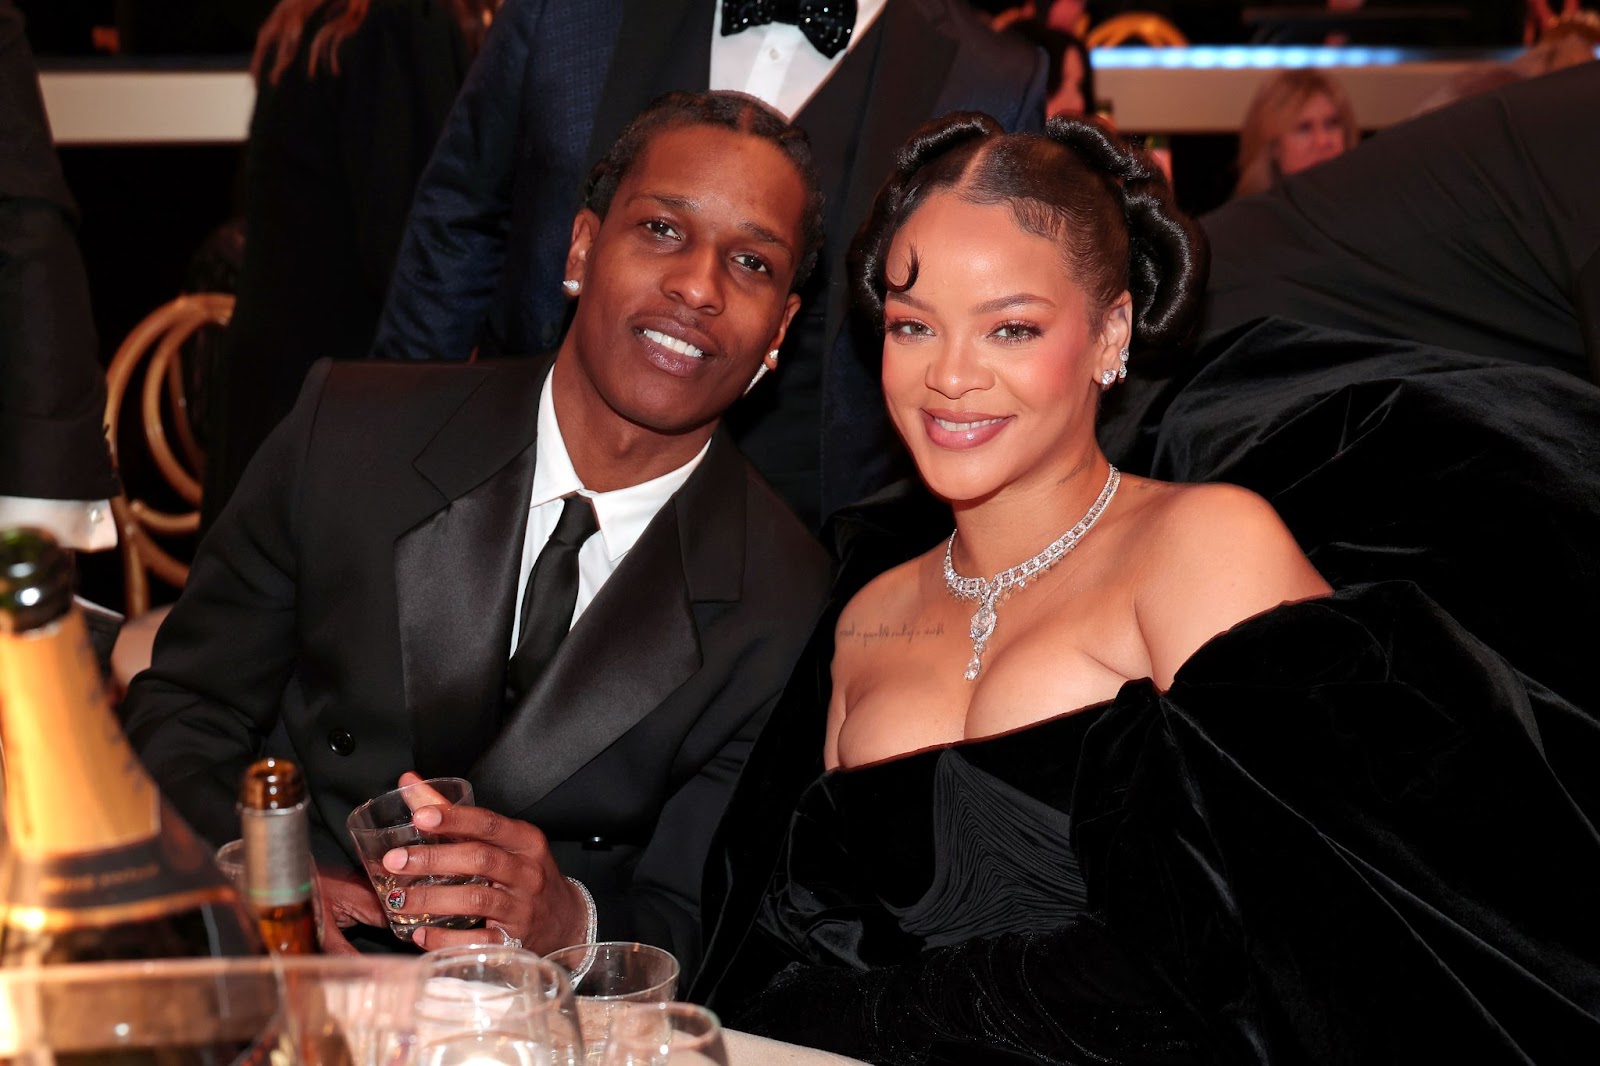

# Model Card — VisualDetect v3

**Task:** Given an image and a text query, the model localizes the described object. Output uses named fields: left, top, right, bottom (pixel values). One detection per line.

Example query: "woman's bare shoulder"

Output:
left=833, top=550, right=938, bottom=657
left=1130, top=480, right=1331, bottom=684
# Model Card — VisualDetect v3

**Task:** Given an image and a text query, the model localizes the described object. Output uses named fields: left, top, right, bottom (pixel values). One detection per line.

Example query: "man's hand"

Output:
left=315, top=865, right=386, bottom=955
left=381, top=792, right=589, bottom=955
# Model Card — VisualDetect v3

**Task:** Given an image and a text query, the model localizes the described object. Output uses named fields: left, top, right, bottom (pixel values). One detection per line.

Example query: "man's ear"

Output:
left=766, top=293, right=803, bottom=354
left=565, top=209, right=601, bottom=290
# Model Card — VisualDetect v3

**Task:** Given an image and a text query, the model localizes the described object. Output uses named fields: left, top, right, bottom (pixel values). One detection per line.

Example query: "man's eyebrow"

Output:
left=635, top=192, right=793, bottom=255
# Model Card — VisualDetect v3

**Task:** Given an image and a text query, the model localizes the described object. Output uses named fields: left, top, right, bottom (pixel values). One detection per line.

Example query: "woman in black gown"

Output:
left=695, top=104, right=1600, bottom=1064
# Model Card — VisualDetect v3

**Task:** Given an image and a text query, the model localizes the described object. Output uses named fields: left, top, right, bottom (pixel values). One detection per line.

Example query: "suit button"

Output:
left=328, top=729, right=355, bottom=755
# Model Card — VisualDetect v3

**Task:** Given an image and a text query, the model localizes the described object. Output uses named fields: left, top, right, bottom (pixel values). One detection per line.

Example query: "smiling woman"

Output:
left=550, top=91, right=825, bottom=493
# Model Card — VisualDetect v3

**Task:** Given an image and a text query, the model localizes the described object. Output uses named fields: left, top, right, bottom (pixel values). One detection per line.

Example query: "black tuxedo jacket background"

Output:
left=124, top=356, right=831, bottom=967
left=370, top=0, right=1048, bottom=527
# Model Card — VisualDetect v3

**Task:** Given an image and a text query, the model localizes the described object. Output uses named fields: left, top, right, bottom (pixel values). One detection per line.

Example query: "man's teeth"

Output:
left=640, top=329, right=705, bottom=359
left=933, top=416, right=1006, bottom=432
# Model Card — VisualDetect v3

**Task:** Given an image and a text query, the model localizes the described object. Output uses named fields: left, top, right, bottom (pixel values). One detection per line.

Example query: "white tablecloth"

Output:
left=725, top=1028, right=868, bottom=1065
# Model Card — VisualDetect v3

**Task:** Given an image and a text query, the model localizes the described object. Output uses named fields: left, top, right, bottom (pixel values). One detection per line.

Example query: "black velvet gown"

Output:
left=693, top=317, right=1600, bottom=1065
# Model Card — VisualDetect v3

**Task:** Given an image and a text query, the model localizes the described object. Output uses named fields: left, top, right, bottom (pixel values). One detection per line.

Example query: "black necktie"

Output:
left=506, top=494, right=600, bottom=703
left=721, top=0, right=857, bottom=59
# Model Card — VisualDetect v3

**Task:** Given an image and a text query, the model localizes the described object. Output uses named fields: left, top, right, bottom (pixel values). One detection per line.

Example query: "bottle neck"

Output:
left=0, top=609, right=161, bottom=857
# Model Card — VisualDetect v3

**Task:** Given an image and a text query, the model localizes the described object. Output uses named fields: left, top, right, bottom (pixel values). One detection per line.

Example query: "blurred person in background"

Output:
left=1233, top=68, right=1358, bottom=198
left=1007, top=20, right=1095, bottom=116
left=200, top=0, right=494, bottom=532
left=0, top=0, right=118, bottom=555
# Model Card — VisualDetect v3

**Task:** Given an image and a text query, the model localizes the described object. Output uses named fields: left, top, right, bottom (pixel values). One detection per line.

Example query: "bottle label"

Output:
left=240, top=804, right=313, bottom=908
left=3, top=825, right=234, bottom=932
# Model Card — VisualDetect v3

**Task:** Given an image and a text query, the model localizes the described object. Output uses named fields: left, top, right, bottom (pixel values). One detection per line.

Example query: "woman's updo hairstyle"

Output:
left=850, top=111, right=1207, bottom=353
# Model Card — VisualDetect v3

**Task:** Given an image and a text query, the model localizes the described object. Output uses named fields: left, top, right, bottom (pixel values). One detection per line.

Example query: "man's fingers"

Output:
left=381, top=838, right=529, bottom=883
left=413, top=804, right=540, bottom=850
left=388, top=882, right=509, bottom=924
left=398, top=771, right=452, bottom=813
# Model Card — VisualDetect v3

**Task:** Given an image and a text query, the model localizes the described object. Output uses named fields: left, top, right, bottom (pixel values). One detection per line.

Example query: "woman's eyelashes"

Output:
left=991, top=320, right=1041, bottom=343
left=886, top=317, right=932, bottom=339
left=885, top=318, right=1044, bottom=342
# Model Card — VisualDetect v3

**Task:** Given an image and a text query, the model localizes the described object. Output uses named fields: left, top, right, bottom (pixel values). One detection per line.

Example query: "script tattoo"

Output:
left=838, top=620, right=946, bottom=647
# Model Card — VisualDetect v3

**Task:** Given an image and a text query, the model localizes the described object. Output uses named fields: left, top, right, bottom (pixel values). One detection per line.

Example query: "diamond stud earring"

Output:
left=562, top=279, right=580, bottom=295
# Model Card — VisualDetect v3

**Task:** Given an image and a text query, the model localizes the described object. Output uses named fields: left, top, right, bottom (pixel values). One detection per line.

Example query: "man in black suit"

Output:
left=370, top=0, right=1047, bottom=529
left=124, top=92, right=832, bottom=968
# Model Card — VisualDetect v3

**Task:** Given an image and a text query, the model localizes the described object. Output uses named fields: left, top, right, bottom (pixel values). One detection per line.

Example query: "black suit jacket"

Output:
left=0, top=0, right=115, bottom=501
left=125, top=356, right=831, bottom=969
left=371, top=0, right=1047, bottom=526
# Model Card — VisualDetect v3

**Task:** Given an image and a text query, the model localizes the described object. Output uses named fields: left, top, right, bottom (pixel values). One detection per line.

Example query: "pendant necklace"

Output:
left=943, top=465, right=1121, bottom=681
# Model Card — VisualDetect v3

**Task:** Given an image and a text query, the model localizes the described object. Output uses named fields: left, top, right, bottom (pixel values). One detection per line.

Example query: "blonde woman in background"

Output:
left=1233, top=68, right=1358, bottom=197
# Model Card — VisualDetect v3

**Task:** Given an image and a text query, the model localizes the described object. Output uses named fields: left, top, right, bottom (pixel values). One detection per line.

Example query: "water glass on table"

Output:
left=543, top=942, right=679, bottom=1063
left=596, top=1003, right=729, bottom=1066
left=415, top=945, right=585, bottom=1066
left=346, top=776, right=487, bottom=941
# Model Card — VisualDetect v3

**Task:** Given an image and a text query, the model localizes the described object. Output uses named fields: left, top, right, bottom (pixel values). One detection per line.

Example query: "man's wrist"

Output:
left=566, top=875, right=598, bottom=947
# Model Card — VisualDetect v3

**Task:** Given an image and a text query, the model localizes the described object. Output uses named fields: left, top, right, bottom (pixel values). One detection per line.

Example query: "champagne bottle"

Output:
left=238, top=758, right=317, bottom=955
left=0, top=527, right=261, bottom=965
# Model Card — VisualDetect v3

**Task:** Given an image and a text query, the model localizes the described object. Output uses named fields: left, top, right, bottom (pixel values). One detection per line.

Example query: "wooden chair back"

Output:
left=1084, top=12, right=1190, bottom=47
left=103, top=293, right=234, bottom=617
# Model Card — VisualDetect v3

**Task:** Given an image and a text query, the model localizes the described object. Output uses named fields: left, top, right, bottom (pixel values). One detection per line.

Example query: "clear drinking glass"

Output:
left=542, top=943, right=679, bottom=1063
left=416, top=946, right=584, bottom=1066
left=346, top=776, right=488, bottom=941
left=596, top=1003, right=729, bottom=1066
left=274, top=953, right=426, bottom=1066
left=0, top=957, right=280, bottom=1063
left=215, top=838, right=246, bottom=892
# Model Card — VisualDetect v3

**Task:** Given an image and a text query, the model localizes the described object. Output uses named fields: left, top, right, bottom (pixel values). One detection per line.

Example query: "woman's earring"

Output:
left=1117, top=346, right=1129, bottom=381
left=562, top=279, right=580, bottom=295
left=745, top=351, right=779, bottom=395
left=1099, top=369, right=1116, bottom=389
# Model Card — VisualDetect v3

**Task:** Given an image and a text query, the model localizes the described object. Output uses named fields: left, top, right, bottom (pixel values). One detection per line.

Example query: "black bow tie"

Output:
left=721, top=0, right=857, bottom=59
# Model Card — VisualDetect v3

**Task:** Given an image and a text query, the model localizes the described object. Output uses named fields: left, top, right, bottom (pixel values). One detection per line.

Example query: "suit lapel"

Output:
left=396, top=360, right=549, bottom=779
left=585, top=0, right=715, bottom=169
left=472, top=430, right=748, bottom=815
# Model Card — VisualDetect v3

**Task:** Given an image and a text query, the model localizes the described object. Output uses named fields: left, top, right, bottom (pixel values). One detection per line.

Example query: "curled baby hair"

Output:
left=850, top=110, right=1207, bottom=354
left=584, top=90, right=826, bottom=292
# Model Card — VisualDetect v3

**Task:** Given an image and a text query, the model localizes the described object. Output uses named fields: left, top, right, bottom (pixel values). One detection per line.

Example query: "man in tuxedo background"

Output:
left=371, top=0, right=1048, bottom=529
left=124, top=92, right=832, bottom=969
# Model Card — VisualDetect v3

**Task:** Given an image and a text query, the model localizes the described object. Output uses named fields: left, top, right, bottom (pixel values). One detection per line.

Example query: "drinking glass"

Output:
left=215, top=838, right=246, bottom=892
left=346, top=776, right=488, bottom=941
left=542, top=943, right=678, bottom=1063
left=274, top=953, right=426, bottom=1066
left=416, top=946, right=584, bottom=1066
left=0, top=957, right=281, bottom=1063
left=596, top=1003, right=729, bottom=1066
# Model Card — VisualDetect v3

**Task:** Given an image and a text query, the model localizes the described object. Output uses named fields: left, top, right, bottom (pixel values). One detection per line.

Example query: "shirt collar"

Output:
left=530, top=372, right=710, bottom=563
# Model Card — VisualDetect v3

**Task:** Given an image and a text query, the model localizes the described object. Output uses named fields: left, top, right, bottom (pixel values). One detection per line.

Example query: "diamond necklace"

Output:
left=944, top=465, right=1121, bottom=681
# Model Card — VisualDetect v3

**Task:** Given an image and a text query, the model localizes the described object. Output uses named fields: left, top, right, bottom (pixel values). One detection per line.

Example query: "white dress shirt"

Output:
left=709, top=0, right=887, bottom=120
left=508, top=377, right=710, bottom=656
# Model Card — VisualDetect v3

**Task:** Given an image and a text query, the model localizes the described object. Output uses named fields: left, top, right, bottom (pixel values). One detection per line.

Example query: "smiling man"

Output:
left=124, top=92, right=831, bottom=972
